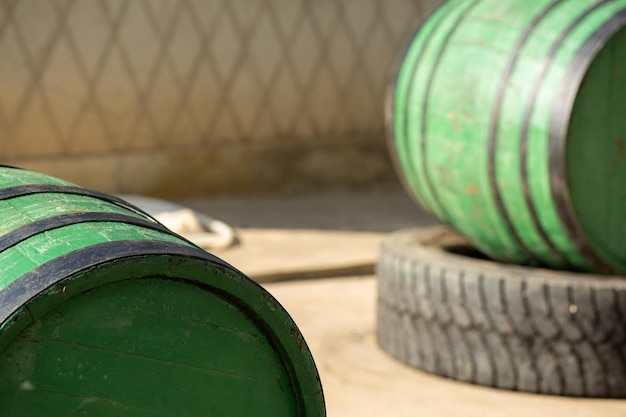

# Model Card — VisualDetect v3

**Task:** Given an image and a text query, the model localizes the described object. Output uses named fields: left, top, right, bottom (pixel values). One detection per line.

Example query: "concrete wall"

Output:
left=0, top=0, right=441, bottom=196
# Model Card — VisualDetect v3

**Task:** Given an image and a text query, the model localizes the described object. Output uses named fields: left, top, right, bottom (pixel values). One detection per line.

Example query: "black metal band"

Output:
left=487, top=0, right=565, bottom=265
left=0, top=184, right=159, bottom=223
left=518, top=0, right=613, bottom=273
left=385, top=1, right=449, bottom=211
left=0, top=239, right=233, bottom=325
left=548, top=7, right=626, bottom=274
left=0, top=212, right=175, bottom=253
left=416, top=0, right=481, bottom=221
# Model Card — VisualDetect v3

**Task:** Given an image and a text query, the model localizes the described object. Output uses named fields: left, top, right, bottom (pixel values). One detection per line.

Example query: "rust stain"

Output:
left=608, top=137, right=625, bottom=174
left=465, top=184, right=479, bottom=195
left=290, top=328, right=303, bottom=350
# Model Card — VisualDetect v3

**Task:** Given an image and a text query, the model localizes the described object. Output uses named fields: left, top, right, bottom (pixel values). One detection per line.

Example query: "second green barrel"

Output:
left=388, top=0, right=626, bottom=274
left=0, top=167, right=325, bottom=416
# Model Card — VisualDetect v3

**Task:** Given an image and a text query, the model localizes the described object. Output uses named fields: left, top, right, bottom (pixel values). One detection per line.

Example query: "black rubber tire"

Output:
left=377, top=226, right=626, bottom=398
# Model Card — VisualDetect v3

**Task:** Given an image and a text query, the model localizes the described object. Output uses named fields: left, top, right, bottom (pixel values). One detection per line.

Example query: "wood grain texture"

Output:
left=388, top=0, right=626, bottom=273
left=0, top=279, right=296, bottom=416
left=0, top=166, right=325, bottom=417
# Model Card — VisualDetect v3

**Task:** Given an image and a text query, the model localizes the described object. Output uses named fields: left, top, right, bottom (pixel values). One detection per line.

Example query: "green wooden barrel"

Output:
left=0, top=167, right=325, bottom=416
left=388, top=0, right=626, bottom=274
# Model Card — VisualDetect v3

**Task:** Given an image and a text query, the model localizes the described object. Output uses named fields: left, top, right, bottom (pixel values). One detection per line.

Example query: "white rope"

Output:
left=117, top=194, right=237, bottom=250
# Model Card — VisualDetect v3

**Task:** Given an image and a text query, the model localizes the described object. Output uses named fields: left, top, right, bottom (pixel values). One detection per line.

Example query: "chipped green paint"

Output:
left=0, top=167, right=325, bottom=416
left=389, top=0, right=626, bottom=274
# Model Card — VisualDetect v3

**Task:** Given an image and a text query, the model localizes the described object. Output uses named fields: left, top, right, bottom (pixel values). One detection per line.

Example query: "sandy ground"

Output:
left=265, top=277, right=626, bottom=417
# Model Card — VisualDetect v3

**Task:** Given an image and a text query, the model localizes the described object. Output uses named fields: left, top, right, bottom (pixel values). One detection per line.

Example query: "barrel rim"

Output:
left=549, top=7, right=626, bottom=274
left=0, top=240, right=230, bottom=325
left=0, top=240, right=325, bottom=417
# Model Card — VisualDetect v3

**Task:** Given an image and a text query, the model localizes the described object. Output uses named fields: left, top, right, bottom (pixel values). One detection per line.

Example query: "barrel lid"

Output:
left=0, top=243, right=325, bottom=416
left=555, top=15, right=626, bottom=274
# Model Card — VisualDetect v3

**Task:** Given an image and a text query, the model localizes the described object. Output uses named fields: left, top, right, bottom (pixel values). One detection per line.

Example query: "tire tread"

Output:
left=377, top=227, right=626, bottom=397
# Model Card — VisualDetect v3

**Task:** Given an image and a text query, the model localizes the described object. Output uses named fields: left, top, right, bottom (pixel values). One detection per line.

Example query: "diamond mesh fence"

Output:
left=0, top=0, right=440, bottom=194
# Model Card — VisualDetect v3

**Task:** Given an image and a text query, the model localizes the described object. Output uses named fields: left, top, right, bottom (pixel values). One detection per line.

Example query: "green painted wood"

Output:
left=0, top=167, right=325, bottom=416
left=389, top=0, right=626, bottom=274
left=0, top=279, right=295, bottom=416
left=566, top=25, right=626, bottom=273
